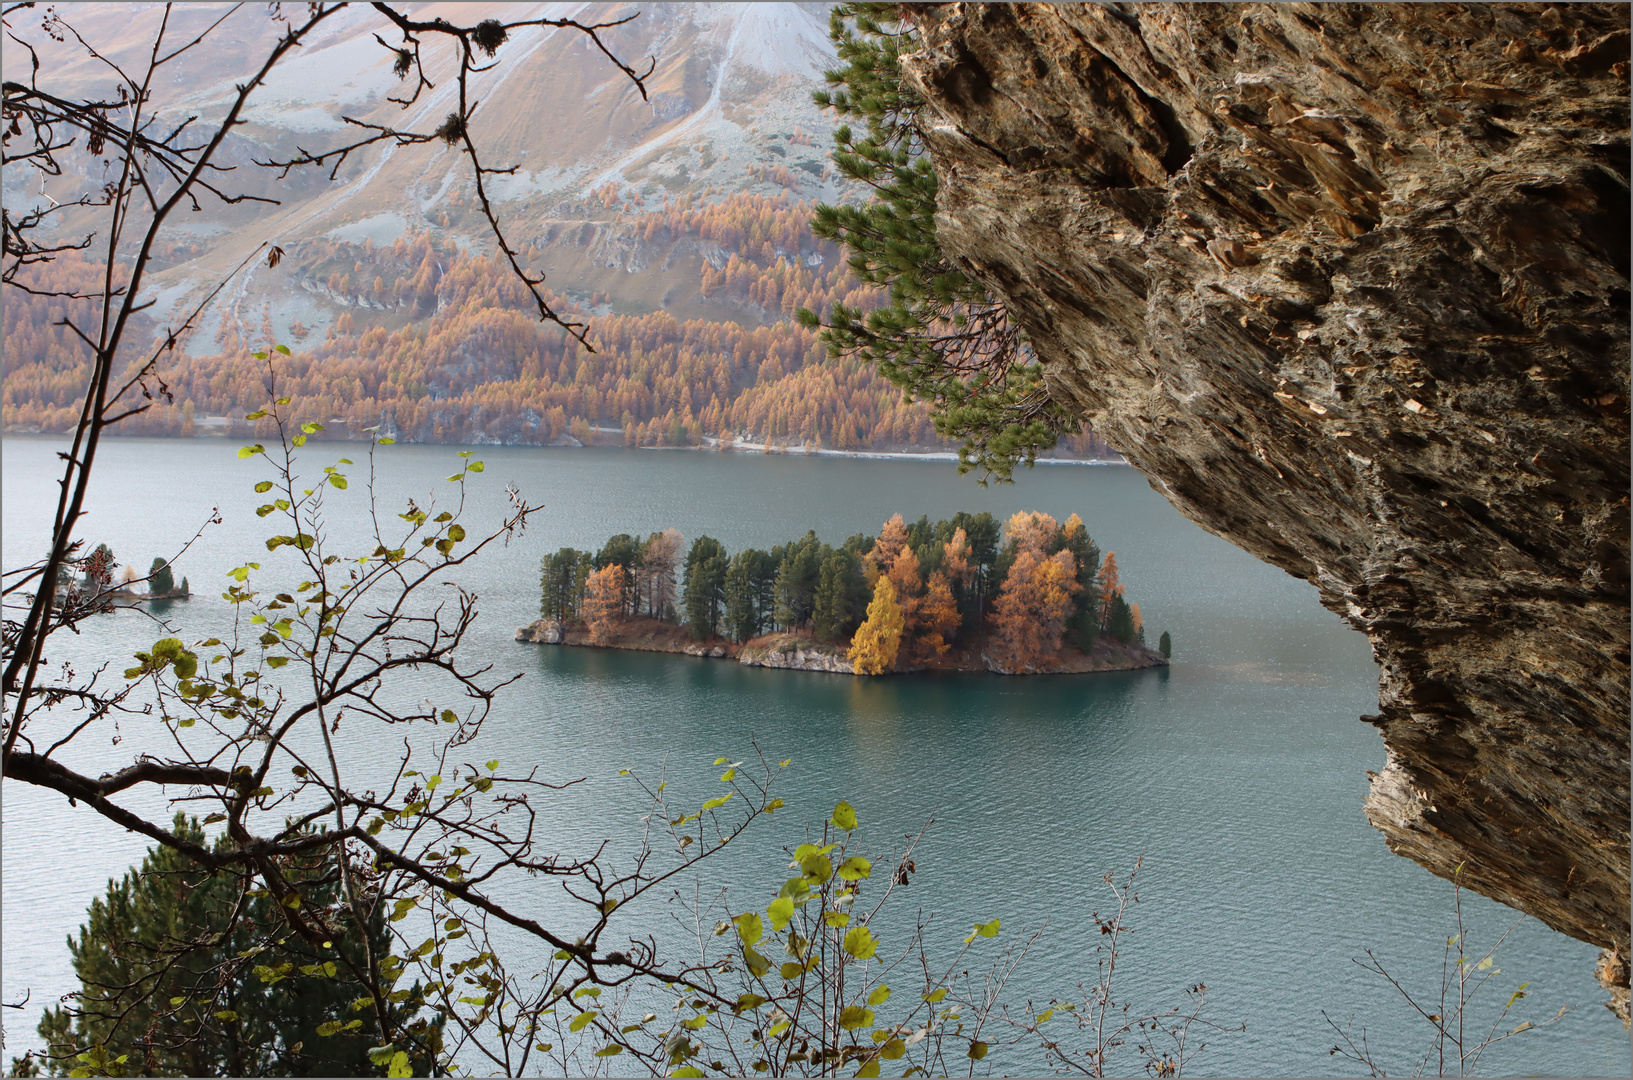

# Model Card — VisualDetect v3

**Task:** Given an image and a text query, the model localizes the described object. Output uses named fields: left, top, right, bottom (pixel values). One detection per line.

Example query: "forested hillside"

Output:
left=3, top=191, right=1114, bottom=457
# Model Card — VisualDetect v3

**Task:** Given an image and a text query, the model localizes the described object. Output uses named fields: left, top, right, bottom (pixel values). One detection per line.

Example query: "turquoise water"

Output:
left=2, top=436, right=1625, bottom=1076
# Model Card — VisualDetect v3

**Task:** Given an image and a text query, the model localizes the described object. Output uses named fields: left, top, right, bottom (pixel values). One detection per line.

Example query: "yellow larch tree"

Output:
left=848, top=575, right=905, bottom=675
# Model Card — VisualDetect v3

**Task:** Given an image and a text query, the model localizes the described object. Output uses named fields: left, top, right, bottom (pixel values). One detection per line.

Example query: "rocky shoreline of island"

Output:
left=515, top=618, right=1166, bottom=677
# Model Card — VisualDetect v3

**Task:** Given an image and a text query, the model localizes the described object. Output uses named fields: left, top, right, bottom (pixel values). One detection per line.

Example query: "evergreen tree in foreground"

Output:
left=798, top=3, right=1078, bottom=481
left=34, top=814, right=439, bottom=1078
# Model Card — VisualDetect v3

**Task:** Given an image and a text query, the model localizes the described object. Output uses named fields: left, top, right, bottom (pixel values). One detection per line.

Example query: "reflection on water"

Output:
left=2, top=437, right=1625, bottom=1077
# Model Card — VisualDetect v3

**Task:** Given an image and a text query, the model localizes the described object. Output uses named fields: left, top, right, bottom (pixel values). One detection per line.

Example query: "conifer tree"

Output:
left=583, top=565, right=626, bottom=645
left=540, top=548, right=587, bottom=621
left=724, top=551, right=758, bottom=643
left=1105, top=592, right=1137, bottom=645
left=865, top=513, right=910, bottom=574
left=813, top=549, right=868, bottom=644
left=987, top=549, right=1080, bottom=674
left=798, top=3, right=1076, bottom=480
left=148, top=557, right=174, bottom=596
left=1159, top=630, right=1173, bottom=659
left=772, top=532, right=824, bottom=629
left=1059, top=513, right=1102, bottom=651
left=848, top=575, right=904, bottom=675
left=1097, top=551, right=1124, bottom=630
left=639, top=528, right=684, bottom=620
left=917, top=570, right=961, bottom=657
left=683, top=536, right=729, bottom=639
left=35, top=814, right=439, bottom=1077
left=886, top=545, right=924, bottom=638
left=594, top=534, right=643, bottom=616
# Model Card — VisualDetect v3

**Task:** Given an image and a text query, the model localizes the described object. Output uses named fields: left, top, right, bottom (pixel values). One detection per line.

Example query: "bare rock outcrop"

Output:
left=900, top=2, right=1630, bottom=1013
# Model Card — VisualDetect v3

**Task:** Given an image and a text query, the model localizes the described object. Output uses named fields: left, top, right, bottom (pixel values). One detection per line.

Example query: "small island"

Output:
left=518, top=511, right=1169, bottom=676
left=55, top=546, right=192, bottom=606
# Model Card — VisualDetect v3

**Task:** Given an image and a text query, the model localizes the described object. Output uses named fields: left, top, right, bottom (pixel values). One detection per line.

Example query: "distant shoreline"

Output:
left=4, top=428, right=1131, bottom=466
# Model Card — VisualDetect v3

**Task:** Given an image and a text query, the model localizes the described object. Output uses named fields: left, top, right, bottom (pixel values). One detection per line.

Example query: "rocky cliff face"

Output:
left=900, top=2, right=1630, bottom=1013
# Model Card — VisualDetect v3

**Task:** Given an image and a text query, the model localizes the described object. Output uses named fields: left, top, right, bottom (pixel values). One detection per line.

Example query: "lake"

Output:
left=2, top=434, right=1626, bottom=1076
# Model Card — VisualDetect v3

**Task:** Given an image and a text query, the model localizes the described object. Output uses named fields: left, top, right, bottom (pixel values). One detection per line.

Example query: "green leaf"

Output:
left=702, top=792, right=734, bottom=812
left=275, top=344, right=292, bottom=355
left=301, top=421, right=325, bottom=434
left=831, top=800, right=858, bottom=830
left=568, top=1010, right=598, bottom=1033
left=767, top=896, right=795, bottom=931
left=843, top=925, right=877, bottom=960
left=867, top=984, right=891, bottom=1006
left=735, top=912, right=764, bottom=947
left=254, top=480, right=274, bottom=493
left=800, top=851, right=834, bottom=885
left=923, top=988, right=947, bottom=1003
left=825, top=911, right=851, bottom=927
left=367, top=1046, right=397, bottom=1067
left=967, top=1040, right=989, bottom=1060
left=670, top=1069, right=705, bottom=1078
left=328, top=474, right=347, bottom=489
left=839, top=1005, right=874, bottom=1031
left=593, top=1045, right=622, bottom=1058
left=387, top=1050, right=412, bottom=1078
left=880, top=1037, right=906, bottom=1060
left=838, top=855, right=872, bottom=881
left=238, top=444, right=265, bottom=459
left=467, top=461, right=483, bottom=472
left=780, top=961, right=804, bottom=981
left=735, top=993, right=767, bottom=1011
left=742, top=943, right=772, bottom=978
left=447, top=524, right=466, bottom=542
left=379, top=437, right=396, bottom=445
left=855, top=1060, right=881, bottom=1078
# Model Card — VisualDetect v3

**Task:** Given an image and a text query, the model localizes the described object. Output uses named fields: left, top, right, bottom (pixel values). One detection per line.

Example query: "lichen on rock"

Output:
left=899, top=1, right=1630, bottom=1015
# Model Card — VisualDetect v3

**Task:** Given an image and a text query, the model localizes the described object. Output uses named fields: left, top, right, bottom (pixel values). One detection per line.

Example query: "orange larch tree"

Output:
left=886, top=545, right=923, bottom=642
left=583, top=564, right=626, bottom=645
left=1097, top=551, right=1123, bottom=630
left=917, top=570, right=961, bottom=657
left=867, top=513, right=910, bottom=574
left=1003, top=510, right=1059, bottom=557
left=987, top=548, right=1080, bottom=674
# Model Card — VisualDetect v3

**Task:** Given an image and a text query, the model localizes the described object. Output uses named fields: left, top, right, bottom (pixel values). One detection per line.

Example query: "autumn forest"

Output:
left=2, top=191, right=1114, bottom=459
